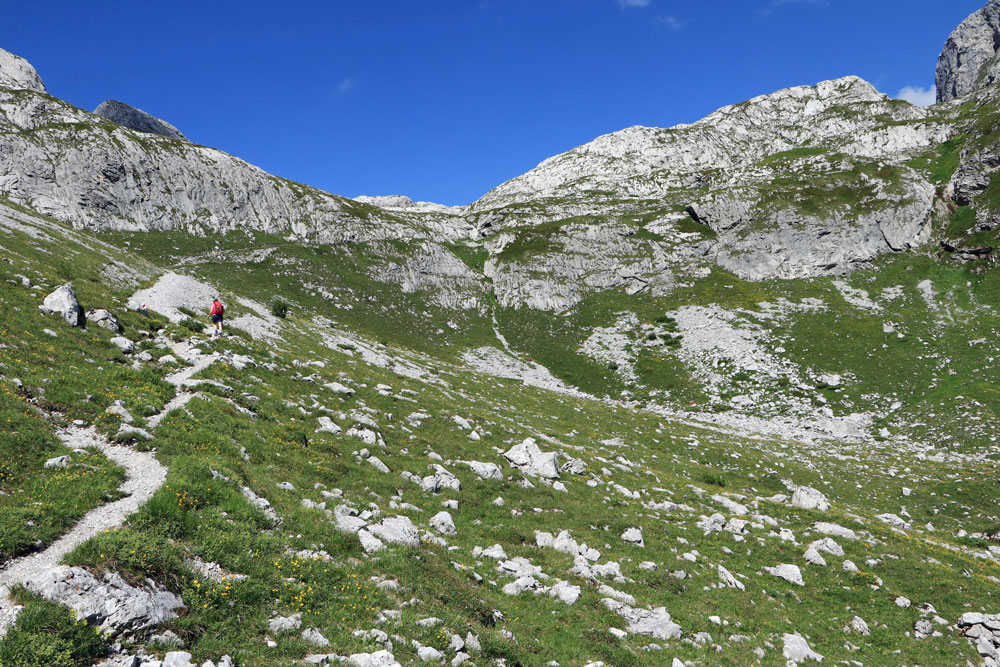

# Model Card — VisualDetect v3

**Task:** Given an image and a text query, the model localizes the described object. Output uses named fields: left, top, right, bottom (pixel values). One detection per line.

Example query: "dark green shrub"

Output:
left=179, top=317, right=205, bottom=333
left=270, top=298, right=289, bottom=318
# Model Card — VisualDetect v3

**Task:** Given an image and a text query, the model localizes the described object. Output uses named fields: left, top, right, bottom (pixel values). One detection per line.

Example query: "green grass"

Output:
left=0, top=588, right=108, bottom=667
left=0, top=388, right=125, bottom=564
left=906, top=135, right=966, bottom=184
left=1, top=196, right=999, bottom=666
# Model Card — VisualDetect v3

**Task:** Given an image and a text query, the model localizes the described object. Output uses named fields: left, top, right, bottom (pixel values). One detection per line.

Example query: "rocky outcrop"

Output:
left=369, top=240, right=486, bottom=311
left=936, top=1, right=1000, bottom=103
left=94, top=100, right=186, bottom=140
left=465, top=76, right=956, bottom=290
left=0, top=52, right=463, bottom=244
left=704, top=164, right=936, bottom=281
left=0, top=48, right=45, bottom=93
left=485, top=220, right=679, bottom=312
left=958, top=612, right=1000, bottom=665
left=472, top=77, right=948, bottom=216
left=24, top=566, right=184, bottom=638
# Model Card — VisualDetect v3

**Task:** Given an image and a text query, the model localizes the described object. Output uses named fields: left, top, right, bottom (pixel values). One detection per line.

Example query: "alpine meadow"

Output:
left=3, top=3, right=1000, bottom=666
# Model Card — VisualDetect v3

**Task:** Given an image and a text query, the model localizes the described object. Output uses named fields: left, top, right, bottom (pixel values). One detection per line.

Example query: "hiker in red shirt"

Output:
left=210, top=298, right=225, bottom=337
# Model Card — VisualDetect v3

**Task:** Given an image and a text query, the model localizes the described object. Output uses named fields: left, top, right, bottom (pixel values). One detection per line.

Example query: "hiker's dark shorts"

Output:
left=211, top=314, right=223, bottom=324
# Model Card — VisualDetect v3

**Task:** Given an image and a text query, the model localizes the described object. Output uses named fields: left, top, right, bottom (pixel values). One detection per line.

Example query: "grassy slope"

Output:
left=0, top=202, right=998, bottom=666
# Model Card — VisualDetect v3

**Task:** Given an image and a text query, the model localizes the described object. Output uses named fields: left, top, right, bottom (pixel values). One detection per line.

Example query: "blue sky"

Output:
left=0, top=1, right=985, bottom=205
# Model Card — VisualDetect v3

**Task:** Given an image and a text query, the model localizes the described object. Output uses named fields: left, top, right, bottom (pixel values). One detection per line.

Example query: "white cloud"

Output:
left=896, top=85, right=936, bottom=107
left=337, top=78, right=354, bottom=94
left=655, top=15, right=686, bottom=29
left=617, top=0, right=651, bottom=8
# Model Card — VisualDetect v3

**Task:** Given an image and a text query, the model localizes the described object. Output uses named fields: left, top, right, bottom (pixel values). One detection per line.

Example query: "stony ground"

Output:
left=0, top=203, right=998, bottom=667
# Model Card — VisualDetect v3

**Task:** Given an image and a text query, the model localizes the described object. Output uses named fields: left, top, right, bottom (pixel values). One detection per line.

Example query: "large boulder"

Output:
left=503, top=438, right=560, bottom=479
left=93, top=100, right=187, bottom=140
left=0, top=48, right=45, bottom=93
left=937, top=1, right=1000, bottom=103
left=23, top=566, right=184, bottom=638
left=39, top=283, right=84, bottom=327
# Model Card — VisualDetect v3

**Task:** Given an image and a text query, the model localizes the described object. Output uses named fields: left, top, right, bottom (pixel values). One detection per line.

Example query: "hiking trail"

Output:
left=0, top=340, right=218, bottom=636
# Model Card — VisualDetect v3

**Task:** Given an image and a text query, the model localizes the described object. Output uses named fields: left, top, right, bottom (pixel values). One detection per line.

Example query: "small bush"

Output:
left=270, top=298, right=289, bottom=318
left=701, top=472, right=727, bottom=488
left=179, top=317, right=205, bottom=333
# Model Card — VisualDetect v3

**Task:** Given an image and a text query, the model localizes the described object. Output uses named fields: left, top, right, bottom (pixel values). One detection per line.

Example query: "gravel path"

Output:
left=0, top=340, right=217, bottom=636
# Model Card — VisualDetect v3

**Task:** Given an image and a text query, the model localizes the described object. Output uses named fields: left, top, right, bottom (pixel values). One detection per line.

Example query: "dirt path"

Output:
left=0, top=340, right=217, bottom=637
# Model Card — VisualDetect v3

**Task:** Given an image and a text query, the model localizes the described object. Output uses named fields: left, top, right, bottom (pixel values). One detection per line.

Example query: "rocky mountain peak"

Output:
left=0, top=47, right=46, bottom=94
left=936, top=0, right=1000, bottom=103
left=93, top=99, right=187, bottom=140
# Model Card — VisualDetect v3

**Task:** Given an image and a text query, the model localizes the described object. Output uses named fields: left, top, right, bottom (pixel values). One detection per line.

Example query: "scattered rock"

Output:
left=764, top=564, right=804, bottom=586
left=430, top=510, right=457, bottom=535
left=302, top=627, right=331, bottom=647
left=621, top=527, right=645, bottom=547
left=88, top=309, right=124, bottom=333
left=109, top=337, right=136, bottom=353
left=268, top=612, right=302, bottom=634
left=364, top=515, right=421, bottom=547
left=782, top=632, right=824, bottom=663
left=601, top=599, right=681, bottom=640
left=790, top=486, right=830, bottom=511
left=43, top=455, right=69, bottom=469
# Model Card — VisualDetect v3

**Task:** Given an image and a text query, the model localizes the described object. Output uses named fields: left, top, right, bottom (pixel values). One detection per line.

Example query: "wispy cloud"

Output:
left=759, top=0, right=828, bottom=16
left=654, top=15, right=686, bottom=29
left=895, top=85, right=936, bottom=107
left=616, top=0, right=651, bottom=8
left=337, top=78, right=354, bottom=95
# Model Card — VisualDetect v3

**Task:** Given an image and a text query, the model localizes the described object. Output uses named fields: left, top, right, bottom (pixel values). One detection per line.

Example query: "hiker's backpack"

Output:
left=211, top=301, right=224, bottom=316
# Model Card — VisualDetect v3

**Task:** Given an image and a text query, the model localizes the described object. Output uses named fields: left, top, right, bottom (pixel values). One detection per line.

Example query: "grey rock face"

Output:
left=693, top=161, right=936, bottom=282
left=39, top=283, right=84, bottom=327
left=370, top=240, right=486, bottom=311
left=485, top=220, right=678, bottom=312
left=0, top=48, right=45, bottom=93
left=94, top=100, right=186, bottom=140
left=936, top=1, right=1000, bottom=102
left=23, top=565, right=184, bottom=638
left=0, top=84, right=456, bottom=244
